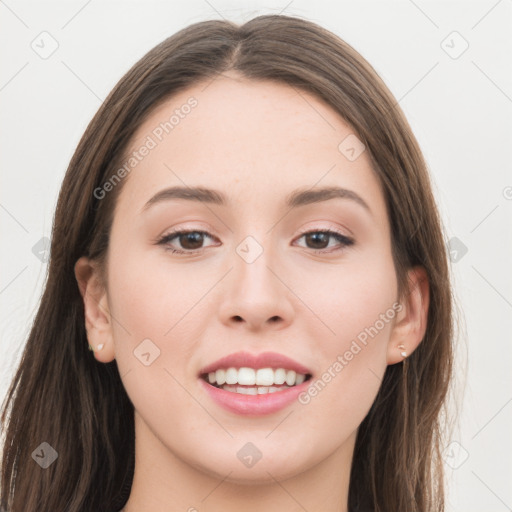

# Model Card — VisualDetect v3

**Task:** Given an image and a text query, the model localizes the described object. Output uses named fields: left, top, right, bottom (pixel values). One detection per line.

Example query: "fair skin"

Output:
left=75, top=72, right=429, bottom=512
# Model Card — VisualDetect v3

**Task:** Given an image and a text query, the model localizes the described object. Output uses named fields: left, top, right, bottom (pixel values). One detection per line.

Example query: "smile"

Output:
left=201, top=367, right=311, bottom=395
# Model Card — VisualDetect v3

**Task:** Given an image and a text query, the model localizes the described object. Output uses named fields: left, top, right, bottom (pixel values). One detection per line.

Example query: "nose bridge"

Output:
left=233, top=232, right=280, bottom=299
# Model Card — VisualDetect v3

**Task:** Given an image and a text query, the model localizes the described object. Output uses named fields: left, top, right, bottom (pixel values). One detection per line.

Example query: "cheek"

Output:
left=294, top=249, right=398, bottom=352
left=301, top=258, right=398, bottom=428
left=294, top=251, right=397, bottom=411
left=106, top=248, right=206, bottom=436
left=107, top=239, right=209, bottom=338
left=105, top=243, right=206, bottom=385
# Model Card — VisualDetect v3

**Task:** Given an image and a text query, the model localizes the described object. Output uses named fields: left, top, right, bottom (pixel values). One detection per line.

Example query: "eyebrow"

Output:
left=141, top=185, right=372, bottom=215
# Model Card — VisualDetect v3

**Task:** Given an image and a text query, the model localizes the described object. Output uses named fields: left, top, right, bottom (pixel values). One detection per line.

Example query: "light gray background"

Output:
left=1, top=1, right=511, bottom=510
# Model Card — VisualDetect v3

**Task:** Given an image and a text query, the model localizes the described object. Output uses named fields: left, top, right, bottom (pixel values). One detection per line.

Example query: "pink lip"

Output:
left=199, top=377, right=311, bottom=416
left=198, top=351, right=312, bottom=375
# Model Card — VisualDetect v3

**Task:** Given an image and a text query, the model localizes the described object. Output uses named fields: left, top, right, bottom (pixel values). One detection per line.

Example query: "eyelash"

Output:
left=155, top=228, right=354, bottom=255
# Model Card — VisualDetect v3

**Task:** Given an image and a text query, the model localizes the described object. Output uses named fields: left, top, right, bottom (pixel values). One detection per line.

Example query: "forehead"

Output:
left=115, top=73, right=386, bottom=222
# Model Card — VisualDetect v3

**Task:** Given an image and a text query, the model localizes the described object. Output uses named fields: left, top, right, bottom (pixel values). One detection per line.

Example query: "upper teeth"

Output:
left=207, top=367, right=307, bottom=387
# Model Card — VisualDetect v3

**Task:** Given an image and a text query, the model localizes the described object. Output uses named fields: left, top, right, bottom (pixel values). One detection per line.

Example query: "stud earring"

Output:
left=397, top=344, right=407, bottom=358
left=88, top=343, right=104, bottom=352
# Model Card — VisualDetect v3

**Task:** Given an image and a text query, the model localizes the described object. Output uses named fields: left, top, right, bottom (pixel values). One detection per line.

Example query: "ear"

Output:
left=74, top=256, right=115, bottom=363
left=387, top=266, right=429, bottom=365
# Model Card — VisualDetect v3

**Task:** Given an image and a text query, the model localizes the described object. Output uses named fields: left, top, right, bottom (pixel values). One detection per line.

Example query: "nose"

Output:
left=218, top=243, right=294, bottom=332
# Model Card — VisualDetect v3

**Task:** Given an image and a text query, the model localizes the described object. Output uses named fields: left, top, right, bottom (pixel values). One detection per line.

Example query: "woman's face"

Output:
left=90, top=73, right=407, bottom=483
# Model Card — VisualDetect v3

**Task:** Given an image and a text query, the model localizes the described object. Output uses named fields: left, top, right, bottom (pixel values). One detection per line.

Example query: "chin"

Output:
left=189, top=450, right=311, bottom=486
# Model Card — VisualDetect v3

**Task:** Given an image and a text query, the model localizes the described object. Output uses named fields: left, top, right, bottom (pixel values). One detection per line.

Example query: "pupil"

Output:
left=306, top=232, right=328, bottom=249
left=181, top=232, right=203, bottom=250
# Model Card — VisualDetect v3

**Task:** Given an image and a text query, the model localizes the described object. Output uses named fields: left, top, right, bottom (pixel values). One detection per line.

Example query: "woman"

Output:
left=0, top=14, right=454, bottom=512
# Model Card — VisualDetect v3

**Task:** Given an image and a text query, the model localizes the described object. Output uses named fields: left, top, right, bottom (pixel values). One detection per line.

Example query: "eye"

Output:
left=156, top=228, right=355, bottom=255
left=294, top=229, right=354, bottom=253
left=156, top=229, right=218, bottom=254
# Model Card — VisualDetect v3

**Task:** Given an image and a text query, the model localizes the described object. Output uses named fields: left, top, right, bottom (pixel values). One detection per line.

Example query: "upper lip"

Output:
left=199, top=351, right=313, bottom=376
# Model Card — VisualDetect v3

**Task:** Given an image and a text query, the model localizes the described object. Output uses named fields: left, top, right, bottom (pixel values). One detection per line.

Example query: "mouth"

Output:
left=200, top=368, right=313, bottom=395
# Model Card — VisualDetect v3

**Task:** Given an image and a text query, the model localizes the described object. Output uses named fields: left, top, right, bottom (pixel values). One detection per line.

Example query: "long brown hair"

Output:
left=1, top=14, right=454, bottom=512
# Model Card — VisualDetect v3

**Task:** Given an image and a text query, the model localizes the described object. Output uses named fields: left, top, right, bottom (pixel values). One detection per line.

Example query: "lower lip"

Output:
left=199, top=377, right=311, bottom=416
